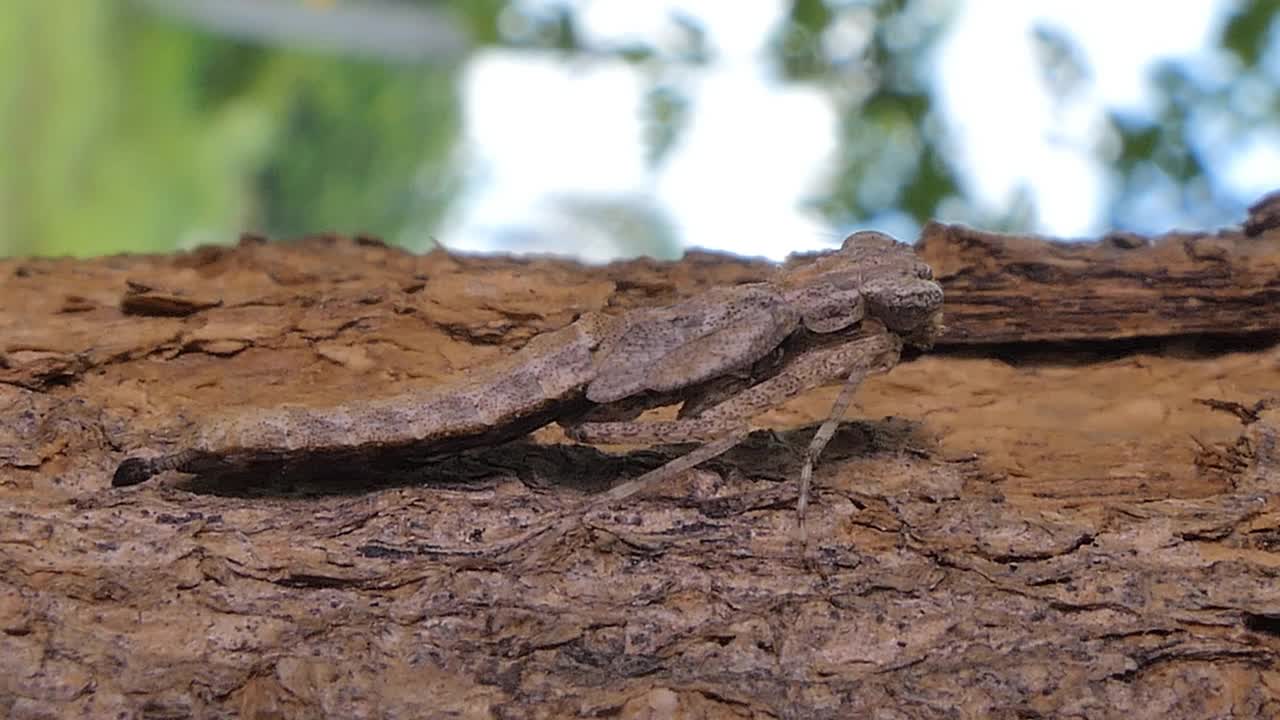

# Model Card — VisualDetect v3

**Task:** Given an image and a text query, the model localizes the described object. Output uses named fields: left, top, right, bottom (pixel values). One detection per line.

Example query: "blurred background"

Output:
left=2, top=0, right=1277, bottom=261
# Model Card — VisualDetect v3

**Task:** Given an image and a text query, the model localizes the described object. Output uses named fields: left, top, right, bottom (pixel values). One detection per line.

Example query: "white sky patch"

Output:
left=1031, top=0, right=1227, bottom=114
left=656, top=70, right=836, bottom=258
left=1223, top=130, right=1280, bottom=197
left=445, top=50, right=648, bottom=256
left=935, top=1, right=1227, bottom=236
left=444, top=0, right=829, bottom=260
left=443, top=0, right=1243, bottom=260
left=462, top=51, right=645, bottom=198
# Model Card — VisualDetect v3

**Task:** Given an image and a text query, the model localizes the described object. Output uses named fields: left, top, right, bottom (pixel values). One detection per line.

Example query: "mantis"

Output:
left=113, top=231, right=943, bottom=541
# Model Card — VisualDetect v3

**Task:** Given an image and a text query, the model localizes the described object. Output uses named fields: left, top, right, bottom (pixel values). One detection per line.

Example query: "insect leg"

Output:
left=566, top=328, right=902, bottom=533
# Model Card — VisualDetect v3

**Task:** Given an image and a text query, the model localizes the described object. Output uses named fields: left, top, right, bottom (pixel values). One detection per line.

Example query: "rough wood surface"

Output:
left=2, top=218, right=1280, bottom=718
left=915, top=221, right=1280, bottom=344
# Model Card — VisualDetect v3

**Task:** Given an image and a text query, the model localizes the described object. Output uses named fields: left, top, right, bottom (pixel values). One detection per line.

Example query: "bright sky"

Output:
left=440, top=0, right=1253, bottom=260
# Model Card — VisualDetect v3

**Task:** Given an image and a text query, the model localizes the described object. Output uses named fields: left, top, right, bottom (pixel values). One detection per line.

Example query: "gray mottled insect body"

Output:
left=113, top=228, right=943, bottom=536
left=113, top=314, right=614, bottom=485
left=586, top=284, right=800, bottom=403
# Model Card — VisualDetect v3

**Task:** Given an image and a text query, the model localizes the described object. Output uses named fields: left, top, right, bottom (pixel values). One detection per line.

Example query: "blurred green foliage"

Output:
left=1, top=0, right=458, bottom=257
left=2, top=0, right=1277, bottom=258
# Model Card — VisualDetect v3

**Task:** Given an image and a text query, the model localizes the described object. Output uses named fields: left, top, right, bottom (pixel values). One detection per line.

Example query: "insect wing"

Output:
left=587, top=287, right=798, bottom=403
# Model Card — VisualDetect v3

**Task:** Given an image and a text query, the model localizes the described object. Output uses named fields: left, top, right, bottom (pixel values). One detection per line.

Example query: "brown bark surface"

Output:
left=914, top=221, right=1280, bottom=343
left=2, top=216, right=1280, bottom=719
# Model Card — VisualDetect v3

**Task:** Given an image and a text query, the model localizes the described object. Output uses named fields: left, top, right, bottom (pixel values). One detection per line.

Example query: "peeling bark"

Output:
left=915, top=222, right=1280, bottom=344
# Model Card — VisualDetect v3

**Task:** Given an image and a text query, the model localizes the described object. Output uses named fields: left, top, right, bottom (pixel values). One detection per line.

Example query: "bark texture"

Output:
left=2, top=213, right=1280, bottom=719
left=914, top=221, right=1280, bottom=343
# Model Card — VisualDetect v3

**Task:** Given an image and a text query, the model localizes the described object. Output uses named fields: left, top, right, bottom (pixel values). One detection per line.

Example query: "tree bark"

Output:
left=914, top=221, right=1280, bottom=344
left=2, top=217, right=1279, bottom=718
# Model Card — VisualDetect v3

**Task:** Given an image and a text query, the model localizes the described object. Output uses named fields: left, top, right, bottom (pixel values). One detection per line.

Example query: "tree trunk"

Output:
left=2, top=215, right=1279, bottom=718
